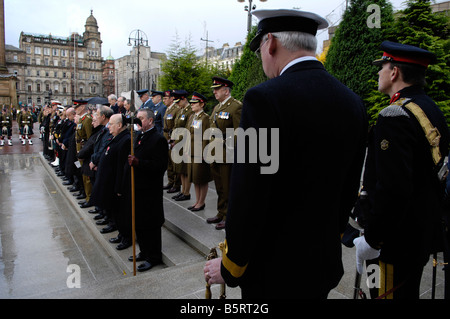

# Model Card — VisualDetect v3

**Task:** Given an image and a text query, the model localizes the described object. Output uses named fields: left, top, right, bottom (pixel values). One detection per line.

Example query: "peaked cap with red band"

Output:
left=372, top=41, right=437, bottom=68
left=189, top=91, right=207, bottom=103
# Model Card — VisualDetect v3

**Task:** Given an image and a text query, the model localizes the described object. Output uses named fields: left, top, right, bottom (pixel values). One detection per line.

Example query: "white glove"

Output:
left=353, top=236, right=380, bottom=274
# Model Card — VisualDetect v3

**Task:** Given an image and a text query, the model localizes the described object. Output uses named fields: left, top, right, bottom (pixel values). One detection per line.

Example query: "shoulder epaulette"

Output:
left=379, top=98, right=411, bottom=118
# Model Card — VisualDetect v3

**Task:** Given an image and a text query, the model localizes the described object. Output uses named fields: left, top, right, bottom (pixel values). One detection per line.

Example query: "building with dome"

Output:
left=8, top=10, right=104, bottom=106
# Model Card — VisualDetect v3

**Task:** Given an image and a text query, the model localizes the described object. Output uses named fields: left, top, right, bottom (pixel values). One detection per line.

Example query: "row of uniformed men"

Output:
left=1, top=105, right=36, bottom=145
left=145, top=77, right=243, bottom=230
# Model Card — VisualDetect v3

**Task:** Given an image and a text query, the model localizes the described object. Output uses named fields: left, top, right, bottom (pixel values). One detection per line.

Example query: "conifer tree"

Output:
left=160, top=34, right=227, bottom=114
left=229, top=26, right=268, bottom=101
left=324, top=0, right=394, bottom=105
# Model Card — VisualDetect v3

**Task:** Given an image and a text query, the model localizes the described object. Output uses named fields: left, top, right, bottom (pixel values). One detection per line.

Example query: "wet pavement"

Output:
left=0, top=153, right=126, bottom=298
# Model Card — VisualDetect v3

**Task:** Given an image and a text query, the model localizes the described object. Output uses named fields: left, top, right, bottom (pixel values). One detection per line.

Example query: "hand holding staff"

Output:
left=204, top=243, right=226, bottom=299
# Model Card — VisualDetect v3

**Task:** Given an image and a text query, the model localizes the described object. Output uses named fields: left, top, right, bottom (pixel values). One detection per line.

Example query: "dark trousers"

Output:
left=136, top=226, right=162, bottom=264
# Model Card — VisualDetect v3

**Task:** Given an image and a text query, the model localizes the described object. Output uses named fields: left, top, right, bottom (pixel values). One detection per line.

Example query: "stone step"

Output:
left=162, top=192, right=226, bottom=257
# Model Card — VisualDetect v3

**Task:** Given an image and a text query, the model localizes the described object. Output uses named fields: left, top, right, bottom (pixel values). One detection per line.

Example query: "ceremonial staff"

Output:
left=130, top=90, right=137, bottom=276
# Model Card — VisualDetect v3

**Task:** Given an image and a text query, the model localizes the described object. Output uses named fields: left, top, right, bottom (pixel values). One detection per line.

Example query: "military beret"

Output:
left=164, top=90, right=174, bottom=97
left=189, top=92, right=207, bottom=103
left=372, top=41, right=437, bottom=68
left=249, top=9, right=328, bottom=52
left=211, top=76, right=234, bottom=88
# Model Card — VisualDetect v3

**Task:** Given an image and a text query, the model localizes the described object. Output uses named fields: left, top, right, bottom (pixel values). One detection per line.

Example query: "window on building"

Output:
left=78, top=52, right=84, bottom=59
left=36, top=83, right=41, bottom=92
left=36, top=58, right=41, bottom=65
left=35, top=47, right=41, bottom=54
left=79, top=86, right=84, bottom=94
left=52, top=48, right=59, bottom=56
left=26, top=46, right=31, bottom=54
left=43, top=48, right=50, bottom=55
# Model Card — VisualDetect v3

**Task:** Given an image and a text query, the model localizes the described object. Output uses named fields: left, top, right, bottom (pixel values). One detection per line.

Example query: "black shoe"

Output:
left=109, top=235, right=122, bottom=243
left=137, top=261, right=153, bottom=272
left=88, top=208, right=101, bottom=214
left=171, top=192, right=182, bottom=199
left=100, top=225, right=117, bottom=234
left=62, top=181, right=73, bottom=186
left=163, top=184, right=173, bottom=190
left=175, top=194, right=191, bottom=201
left=190, top=204, right=205, bottom=211
left=96, top=219, right=108, bottom=225
left=76, top=194, right=86, bottom=200
left=80, top=202, right=93, bottom=208
left=78, top=200, right=86, bottom=205
left=93, top=214, right=104, bottom=220
left=128, top=253, right=145, bottom=262
left=116, top=240, right=132, bottom=250
left=68, top=186, right=79, bottom=192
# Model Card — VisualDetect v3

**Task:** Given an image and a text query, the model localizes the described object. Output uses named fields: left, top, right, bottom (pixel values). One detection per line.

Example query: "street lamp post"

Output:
left=237, top=0, right=267, bottom=35
left=127, top=29, right=148, bottom=91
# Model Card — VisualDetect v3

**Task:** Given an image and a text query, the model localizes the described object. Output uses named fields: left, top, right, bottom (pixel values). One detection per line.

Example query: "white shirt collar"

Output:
left=280, top=56, right=318, bottom=76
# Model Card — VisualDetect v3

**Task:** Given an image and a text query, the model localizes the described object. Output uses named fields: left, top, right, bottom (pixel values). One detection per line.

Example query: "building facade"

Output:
left=103, top=52, right=115, bottom=97
left=115, top=45, right=165, bottom=96
left=201, top=42, right=244, bottom=71
left=9, top=11, right=103, bottom=106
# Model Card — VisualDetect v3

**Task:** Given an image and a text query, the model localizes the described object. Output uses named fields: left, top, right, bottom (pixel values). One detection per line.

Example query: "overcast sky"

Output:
left=4, top=0, right=435, bottom=59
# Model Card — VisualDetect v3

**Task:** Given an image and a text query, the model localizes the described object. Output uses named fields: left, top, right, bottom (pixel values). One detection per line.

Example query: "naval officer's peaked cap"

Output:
left=249, top=9, right=329, bottom=52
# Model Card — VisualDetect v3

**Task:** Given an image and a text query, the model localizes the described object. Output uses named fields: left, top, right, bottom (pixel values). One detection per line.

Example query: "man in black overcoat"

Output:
left=90, top=114, right=131, bottom=245
left=204, top=9, right=368, bottom=299
left=124, top=108, right=168, bottom=271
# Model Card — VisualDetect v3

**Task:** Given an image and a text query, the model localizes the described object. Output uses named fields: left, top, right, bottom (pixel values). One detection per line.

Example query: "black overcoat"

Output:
left=122, top=127, right=168, bottom=228
left=90, top=129, right=131, bottom=210
left=221, top=60, right=368, bottom=298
